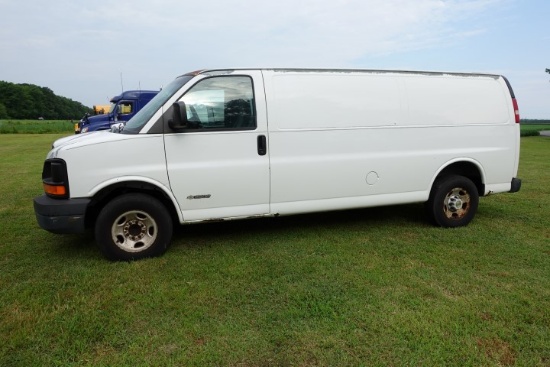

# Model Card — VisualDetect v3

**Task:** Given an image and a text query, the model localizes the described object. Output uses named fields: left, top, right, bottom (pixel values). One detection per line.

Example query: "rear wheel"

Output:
left=426, top=175, right=479, bottom=227
left=95, top=193, right=173, bottom=260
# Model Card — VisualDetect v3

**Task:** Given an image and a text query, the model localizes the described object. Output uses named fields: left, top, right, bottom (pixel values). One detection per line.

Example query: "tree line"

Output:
left=0, top=81, right=92, bottom=120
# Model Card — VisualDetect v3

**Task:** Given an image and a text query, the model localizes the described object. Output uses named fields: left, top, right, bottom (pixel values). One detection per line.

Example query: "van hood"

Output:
left=49, top=131, right=137, bottom=158
left=52, top=131, right=104, bottom=149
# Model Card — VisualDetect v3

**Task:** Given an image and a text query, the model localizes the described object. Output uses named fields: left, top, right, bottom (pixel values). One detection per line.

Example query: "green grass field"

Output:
left=0, top=134, right=549, bottom=366
left=520, top=123, right=550, bottom=136
left=0, top=119, right=76, bottom=134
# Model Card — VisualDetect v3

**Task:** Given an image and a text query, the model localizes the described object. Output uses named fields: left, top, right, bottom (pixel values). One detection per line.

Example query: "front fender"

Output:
left=88, top=176, right=184, bottom=223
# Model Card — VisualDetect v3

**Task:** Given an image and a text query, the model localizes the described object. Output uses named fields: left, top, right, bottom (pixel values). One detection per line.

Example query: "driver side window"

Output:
left=118, top=101, right=134, bottom=115
left=181, top=76, right=256, bottom=130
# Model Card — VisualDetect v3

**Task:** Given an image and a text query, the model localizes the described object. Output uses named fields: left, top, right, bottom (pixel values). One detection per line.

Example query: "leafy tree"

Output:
left=0, top=102, right=8, bottom=119
left=0, top=81, right=92, bottom=119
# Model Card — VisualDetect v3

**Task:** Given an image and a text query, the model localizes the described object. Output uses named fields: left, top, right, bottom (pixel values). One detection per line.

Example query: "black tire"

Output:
left=426, top=175, right=479, bottom=227
left=95, top=193, right=173, bottom=261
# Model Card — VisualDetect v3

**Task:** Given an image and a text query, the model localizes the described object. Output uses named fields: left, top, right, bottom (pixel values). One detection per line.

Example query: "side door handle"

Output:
left=257, top=135, right=267, bottom=156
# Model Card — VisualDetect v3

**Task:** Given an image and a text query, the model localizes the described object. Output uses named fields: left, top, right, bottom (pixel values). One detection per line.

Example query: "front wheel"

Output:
left=95, top=193, right=173, bottom=261
left=426, top=175, right=479, bottom=227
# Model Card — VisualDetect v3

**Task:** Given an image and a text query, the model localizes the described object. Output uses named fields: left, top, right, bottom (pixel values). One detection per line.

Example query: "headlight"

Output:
left=81, top=126, right=89, bottom=133
left=42, top=159, right=69, bottom=198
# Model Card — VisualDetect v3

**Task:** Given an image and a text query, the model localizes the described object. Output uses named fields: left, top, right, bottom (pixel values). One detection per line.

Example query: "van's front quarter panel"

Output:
left=58, top=134, right=170, bottom=199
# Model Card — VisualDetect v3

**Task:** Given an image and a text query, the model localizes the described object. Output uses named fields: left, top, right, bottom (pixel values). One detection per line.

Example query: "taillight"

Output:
left=502, top=76, right=520, bottom=124
left=512, top=98, right=520, bottom=123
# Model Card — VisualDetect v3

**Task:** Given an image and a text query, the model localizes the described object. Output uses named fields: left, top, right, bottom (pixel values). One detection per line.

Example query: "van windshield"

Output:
left=122, top=75, right=193, bottom=134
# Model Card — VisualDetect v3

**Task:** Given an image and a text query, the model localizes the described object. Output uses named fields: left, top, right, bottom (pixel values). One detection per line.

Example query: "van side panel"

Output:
left=270, top=73, right=402, bottom=129
left=262, top=70, right=518, bottom=215
left=403, top=75, right=510, bottom=126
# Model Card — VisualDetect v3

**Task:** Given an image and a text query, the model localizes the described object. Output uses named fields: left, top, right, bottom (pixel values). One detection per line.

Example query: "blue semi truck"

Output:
left=76, top=90, right=158, bottom=133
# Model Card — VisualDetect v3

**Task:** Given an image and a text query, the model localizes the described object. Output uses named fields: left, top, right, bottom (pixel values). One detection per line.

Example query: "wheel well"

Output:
left=435, top=162, right=484, bottom=195
left=84, top=182, right=179, bottom=230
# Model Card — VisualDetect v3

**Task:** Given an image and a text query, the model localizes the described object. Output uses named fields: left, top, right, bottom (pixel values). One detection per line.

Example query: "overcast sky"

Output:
left=1, top=0, right=548, bottom=118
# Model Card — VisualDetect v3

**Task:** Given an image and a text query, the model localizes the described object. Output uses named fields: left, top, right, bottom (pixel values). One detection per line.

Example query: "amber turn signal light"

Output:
left=43, top=183, right=66, bottom=196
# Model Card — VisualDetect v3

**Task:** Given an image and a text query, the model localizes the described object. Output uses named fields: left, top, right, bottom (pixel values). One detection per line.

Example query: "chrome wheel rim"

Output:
left=111, top=210, right=157, bottom=252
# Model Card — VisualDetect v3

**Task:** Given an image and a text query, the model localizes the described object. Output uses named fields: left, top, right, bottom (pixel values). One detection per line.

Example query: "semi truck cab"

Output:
left=76, top=90, right=158, bottom=133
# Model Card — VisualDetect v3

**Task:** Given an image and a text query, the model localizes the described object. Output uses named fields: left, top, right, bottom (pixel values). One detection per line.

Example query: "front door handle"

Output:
left=257, top=135, right=267, bottom=156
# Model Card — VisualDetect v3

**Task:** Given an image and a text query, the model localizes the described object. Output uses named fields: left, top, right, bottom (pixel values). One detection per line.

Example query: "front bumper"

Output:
left=33, top=195, right=90, bottom=234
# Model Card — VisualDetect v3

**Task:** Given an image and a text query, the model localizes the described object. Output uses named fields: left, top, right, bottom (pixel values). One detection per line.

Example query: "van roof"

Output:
left=183, top=68, right=502, bottom=79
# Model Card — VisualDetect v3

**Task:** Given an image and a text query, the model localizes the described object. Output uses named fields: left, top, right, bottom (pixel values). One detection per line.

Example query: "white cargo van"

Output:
left=34, top=68, right=522, bottom=260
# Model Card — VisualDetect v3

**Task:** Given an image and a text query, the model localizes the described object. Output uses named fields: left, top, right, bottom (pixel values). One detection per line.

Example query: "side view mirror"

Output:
left=110, top=122, right=125, bottom=133
left=168, top=101, right=189, bottom=130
